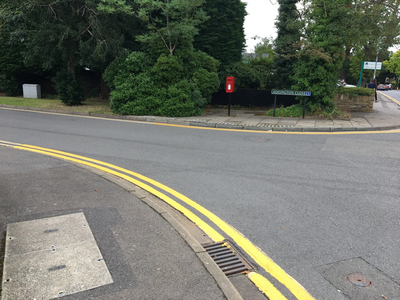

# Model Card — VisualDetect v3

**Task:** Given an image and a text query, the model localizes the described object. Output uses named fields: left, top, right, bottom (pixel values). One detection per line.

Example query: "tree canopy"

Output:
left=274, top=0, right=302, bottom=89
left=193, top=0, right=246, bottom=66
left=103, top=0, right=220, bottom=117
left=274, top=0, right=400, bottom=112
left=384, top=51, right=400, bottom=77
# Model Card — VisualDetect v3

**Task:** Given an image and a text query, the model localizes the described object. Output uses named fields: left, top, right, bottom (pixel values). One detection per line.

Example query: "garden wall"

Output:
left=333, top=94, right=374, bottom=113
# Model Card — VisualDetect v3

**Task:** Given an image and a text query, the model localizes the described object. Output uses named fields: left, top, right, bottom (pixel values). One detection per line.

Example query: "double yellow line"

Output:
left=1, top=141, right=314, bottom=300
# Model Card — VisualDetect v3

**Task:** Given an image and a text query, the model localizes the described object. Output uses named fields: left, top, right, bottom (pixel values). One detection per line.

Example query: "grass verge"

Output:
left=0, top=96, right=113, bottom=115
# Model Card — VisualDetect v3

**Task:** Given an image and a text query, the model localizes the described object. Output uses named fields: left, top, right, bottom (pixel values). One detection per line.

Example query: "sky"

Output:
left=242, top=0, right=400, bottom=54
left=243, top=0, right=279, bottom=52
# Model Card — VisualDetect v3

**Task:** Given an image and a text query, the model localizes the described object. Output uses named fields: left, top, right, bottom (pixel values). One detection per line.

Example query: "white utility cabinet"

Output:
left=23, top=84, right=41, bottom=98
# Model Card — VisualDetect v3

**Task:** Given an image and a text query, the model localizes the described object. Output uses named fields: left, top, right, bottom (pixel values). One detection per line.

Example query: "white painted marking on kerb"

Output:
left=1, top=213, right=113, bottom=300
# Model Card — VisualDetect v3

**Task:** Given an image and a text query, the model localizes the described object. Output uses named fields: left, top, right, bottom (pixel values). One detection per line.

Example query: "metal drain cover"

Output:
left=346, top=273, right=372, bottom=287
left=203, top=241, right=253, bottom=276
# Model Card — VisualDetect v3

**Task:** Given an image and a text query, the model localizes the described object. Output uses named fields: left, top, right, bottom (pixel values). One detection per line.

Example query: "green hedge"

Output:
left=336, top=87, right=374, bottom=97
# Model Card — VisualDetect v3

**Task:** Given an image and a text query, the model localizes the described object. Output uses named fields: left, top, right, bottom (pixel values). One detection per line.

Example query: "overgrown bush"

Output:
left=105, top=51, right=220, bottom=117
left=53, top=72, right=86, bottom=106
left=0, top=75, right=22, bottom=96
left=219, top=54, right=276, bottom=90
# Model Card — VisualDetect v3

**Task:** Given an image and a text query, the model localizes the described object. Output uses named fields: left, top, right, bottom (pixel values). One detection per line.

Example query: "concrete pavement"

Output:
left=174, top=92, right=400, bottom=132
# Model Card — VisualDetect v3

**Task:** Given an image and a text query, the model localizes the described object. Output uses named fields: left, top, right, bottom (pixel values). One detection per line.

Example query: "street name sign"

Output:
left=271, top=90, right=311, bottom=96
left=363, top=61, right=382, bottom=70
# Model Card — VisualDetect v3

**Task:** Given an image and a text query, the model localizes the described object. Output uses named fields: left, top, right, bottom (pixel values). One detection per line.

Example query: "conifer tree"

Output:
left=274, top=0, right=302, bottom=89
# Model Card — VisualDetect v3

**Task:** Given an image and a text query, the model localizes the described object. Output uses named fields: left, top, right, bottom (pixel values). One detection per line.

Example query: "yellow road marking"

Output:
left=379, top=92, right=400, bottom=106
left=249, top=272, right=287, bottom=300
left=14, top=143, right=314, bottom=299
left=152, top=122, right=400, bottom=135
left=13, top=146, right=224, bottom=243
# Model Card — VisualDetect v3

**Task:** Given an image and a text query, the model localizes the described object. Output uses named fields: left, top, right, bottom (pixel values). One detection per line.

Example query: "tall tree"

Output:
left=346, top=0, right=400, bottom=84
left=134, top=0, right=207, bottom=57
left=274, top=0, right=302, bottom=89
left=292, top=0, right=352, bottom=109
left=102, top=0, right=220, bottom=117
left=2, top=0, right=144, bottom=98
left=193, top=0, right=246, bottom=66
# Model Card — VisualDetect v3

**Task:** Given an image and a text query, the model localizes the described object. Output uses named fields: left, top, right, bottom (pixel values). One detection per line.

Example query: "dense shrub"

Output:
left=105, top=50, right=220, bottom=117
left=0, top=75, right=22, bottom=96
left=53, top=72, right=86, bottom=106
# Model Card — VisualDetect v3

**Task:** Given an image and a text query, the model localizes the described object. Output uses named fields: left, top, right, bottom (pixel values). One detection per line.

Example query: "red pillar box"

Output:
left=226, top=76, right=235, bottom=93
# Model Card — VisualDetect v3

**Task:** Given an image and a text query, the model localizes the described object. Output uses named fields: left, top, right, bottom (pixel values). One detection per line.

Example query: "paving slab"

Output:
left=295, top=120, right=316, bottom=127
left=350, top=118, right=372, bottom=127
left=240, top=118, right=267, bottom=126
left=277, top=118, right=298, bottom=126
left=333, top=120, right=353, bottom=127
left=315, top=120, right=334, bottom=128
left=2, top=213, right=113, bottom=300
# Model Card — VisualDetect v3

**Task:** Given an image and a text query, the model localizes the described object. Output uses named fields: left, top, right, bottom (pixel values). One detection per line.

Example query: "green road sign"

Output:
left=271, top=90, right=311, bottom=96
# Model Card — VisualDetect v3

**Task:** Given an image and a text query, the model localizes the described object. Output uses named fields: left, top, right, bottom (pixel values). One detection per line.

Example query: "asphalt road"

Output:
left=382, top=89, right=400, bottom=101
left=1, top=106, right=400, bottom=299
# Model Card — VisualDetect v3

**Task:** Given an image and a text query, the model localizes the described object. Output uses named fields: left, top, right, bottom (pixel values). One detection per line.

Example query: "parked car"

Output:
left=377, top=84, right=390, bottom=90
left=337, top=80, right=357, bottom=88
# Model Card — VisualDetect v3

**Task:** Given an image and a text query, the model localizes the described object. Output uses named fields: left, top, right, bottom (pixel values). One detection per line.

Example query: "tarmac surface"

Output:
left=1, top=91, right=400, bottom=299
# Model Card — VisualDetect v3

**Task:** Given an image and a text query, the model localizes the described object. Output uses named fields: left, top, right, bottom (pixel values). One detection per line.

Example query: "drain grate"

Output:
left=203, top=241, right=253, bottom=276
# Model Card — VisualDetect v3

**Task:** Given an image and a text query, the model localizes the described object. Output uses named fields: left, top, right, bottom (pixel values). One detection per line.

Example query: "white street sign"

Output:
left=363, top=61, right=382, bottom=70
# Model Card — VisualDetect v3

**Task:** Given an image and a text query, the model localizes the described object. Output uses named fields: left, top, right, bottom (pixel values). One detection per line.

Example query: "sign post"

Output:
left=358, top=61, right=382, bottom=87
left=226, top=77, right=235, bottom=116
left=271, top=90, right=311, bottom=119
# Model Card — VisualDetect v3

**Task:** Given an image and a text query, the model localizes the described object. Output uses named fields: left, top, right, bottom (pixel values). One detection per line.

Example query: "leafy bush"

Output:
left=53, top=72, right=86, bottom=106
left=219, top=56, right=275, bottom=91
left=106, top=50, right=219, bottom=117
left=0, top=75, right=22, bottom=96
left=336, top=87, right=374, bottom=96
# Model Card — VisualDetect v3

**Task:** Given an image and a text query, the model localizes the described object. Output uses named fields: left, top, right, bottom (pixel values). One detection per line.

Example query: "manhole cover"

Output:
left=346, top=273, right=372, bottom=287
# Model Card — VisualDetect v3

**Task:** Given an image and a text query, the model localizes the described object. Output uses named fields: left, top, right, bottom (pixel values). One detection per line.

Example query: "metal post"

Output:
left=273, top=95, right=277, bottom=117
left=373, top=50, right=379, bottom=79
left=303, top=97, right=307, bottom=119
left=228, top=94, right=231, bottom=116
left=358, top=61, right=364, bottom=87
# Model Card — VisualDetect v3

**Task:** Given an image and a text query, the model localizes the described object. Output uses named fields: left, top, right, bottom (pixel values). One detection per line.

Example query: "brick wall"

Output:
left=333, top=94, right=374, bottom=113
